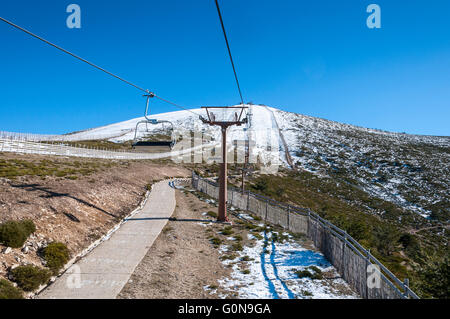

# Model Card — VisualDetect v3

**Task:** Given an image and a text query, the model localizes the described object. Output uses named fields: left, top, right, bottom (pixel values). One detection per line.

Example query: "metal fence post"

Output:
left=287, top=206, right=290, bottom=231
left=307, top=210, right=311, bottom=236
left=404, top=278, right=410, bottom=299
left=366, top=249, right=371, bottom=299
left=265, top=199, right=268, bottom=221
left=246, top=190, right=250, bottom=212
left=342, top=230, right=347, bottom=281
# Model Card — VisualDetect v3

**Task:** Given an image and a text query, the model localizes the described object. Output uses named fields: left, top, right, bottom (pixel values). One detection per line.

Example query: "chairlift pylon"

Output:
left=132, top=92, right=175, bottom=149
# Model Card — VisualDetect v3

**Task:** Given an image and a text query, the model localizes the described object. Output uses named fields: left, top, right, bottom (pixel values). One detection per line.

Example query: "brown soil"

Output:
left=0, top=152, right=189, bottom=281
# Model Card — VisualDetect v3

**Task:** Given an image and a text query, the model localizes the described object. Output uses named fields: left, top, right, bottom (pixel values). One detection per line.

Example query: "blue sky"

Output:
left=0, top=0, right=449, bottom=136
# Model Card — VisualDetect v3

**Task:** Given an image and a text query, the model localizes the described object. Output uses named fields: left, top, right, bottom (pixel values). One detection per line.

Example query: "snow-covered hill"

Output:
left=63, top=104, right=449, bottom=220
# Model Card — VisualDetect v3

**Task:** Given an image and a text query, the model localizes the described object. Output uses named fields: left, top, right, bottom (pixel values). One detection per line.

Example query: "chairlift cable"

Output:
left=214, top=0, right=245, bottom=107
left=0, top=16, right=202, bottom=117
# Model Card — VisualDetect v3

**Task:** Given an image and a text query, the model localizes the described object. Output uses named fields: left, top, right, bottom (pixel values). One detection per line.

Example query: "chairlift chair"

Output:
left=132, top=92, right=176, bottom=149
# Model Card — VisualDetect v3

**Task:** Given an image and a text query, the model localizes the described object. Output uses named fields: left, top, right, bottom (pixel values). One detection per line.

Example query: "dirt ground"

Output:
left=118, top=188, right=233, bottom=299
left=0, top=152, right=189, bottom=281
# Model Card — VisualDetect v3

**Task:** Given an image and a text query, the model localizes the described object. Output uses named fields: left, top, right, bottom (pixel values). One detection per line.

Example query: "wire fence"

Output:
left=191, top=172, right=420, bottom=299
left=0, top=130, right=133, bottom=142
left=0, top=137, right=211, bottom=160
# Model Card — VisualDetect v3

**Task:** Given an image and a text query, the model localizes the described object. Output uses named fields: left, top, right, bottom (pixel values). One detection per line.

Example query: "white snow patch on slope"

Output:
left=217, top=231, right=358, bottom=299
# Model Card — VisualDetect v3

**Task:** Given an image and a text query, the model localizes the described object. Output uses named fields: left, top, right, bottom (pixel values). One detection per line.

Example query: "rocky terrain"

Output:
left=273, top=108, right=449, bottom=222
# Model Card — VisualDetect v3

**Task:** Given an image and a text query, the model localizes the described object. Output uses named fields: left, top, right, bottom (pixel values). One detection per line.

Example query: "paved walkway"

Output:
left=37, top=180, right=176, bottom=299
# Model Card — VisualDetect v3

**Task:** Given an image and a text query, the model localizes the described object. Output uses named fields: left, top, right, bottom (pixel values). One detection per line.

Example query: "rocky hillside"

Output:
left=273, top=108, right=449, bottom=223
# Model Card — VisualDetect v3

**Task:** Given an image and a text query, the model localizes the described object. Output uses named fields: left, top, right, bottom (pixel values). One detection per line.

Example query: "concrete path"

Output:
left=37, top=180, right=176, bottom=299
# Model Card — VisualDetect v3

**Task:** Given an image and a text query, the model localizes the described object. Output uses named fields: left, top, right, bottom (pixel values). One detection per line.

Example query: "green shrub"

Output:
left=346, top=220, right=369, bottom=241
left=275, top=187, right=285, bottom=197
left=210, top=237, right=221, bottom=246
left=252, top=178, right=268, bottom=192
left=0, top=220, right=36, bottom=248
left=206, top=211, right=217, bottom=218
left=272, top=232, right=289, bottom=243
left=418, top=258, right=449, bottom=299
left=220, top=254, right=237, bottom=261
left=0, top=279, right=23, bottom=299
left=221, top=226, right=234, bottom=236
left=0, top=222, right=27, bottom=248
left=398, top=233, right=421, bottom=259
left=233, top=235, right=243, bottom=241
left=253, top=233, right=263, bottom=240
left=43, top=242, right=70, bottom=274
left=252, top=214, right=262, bottom=221
left=10, top=265, right=51, bottom=291
left=308, top=266, right=323, bottom=279
left=252, top=226, right=266, bottom=233
left=301, top=289, right=313, bottom=297
left=21, top=220, right=36, bottom=235
left=295, top=269, right=313, bottom=279
left=230, top=242, right=243, bottom=252
left=55, top=170, right=67, bottom=177
left=373, top=225, right=400, bottom=256
left=295, top=266, right=323, bottom=280
left=244, top=223, right=257, bottom=230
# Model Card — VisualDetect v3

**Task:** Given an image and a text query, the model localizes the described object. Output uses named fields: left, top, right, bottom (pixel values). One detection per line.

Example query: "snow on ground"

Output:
left=217, top=230, right=358, bottom=299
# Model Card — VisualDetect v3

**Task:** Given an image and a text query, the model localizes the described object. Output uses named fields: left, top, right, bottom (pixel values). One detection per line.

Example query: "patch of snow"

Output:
left=218, top=230, right=358, bottom=299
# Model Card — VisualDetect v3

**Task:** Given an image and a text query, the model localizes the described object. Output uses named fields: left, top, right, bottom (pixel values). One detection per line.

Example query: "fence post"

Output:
left=307, top=210, right=310, bottom=235
left=404, top=278, right=410, bottom=299
left=265, top=200, right=268, bottom=221
left=366, top=249, right=371, bottom=299
left=246, top=190, right=250, bottom=212
left=342, top=230, right=347, bottom=281
left=287, top=206, right=290, bottom=231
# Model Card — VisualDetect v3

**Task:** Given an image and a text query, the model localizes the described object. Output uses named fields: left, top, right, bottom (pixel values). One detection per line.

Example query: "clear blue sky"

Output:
left=0, top=0, right=449, bottom=136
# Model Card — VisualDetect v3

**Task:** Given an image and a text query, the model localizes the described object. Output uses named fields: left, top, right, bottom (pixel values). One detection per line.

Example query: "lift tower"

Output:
left=200, top=106, right=248, bottom=222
